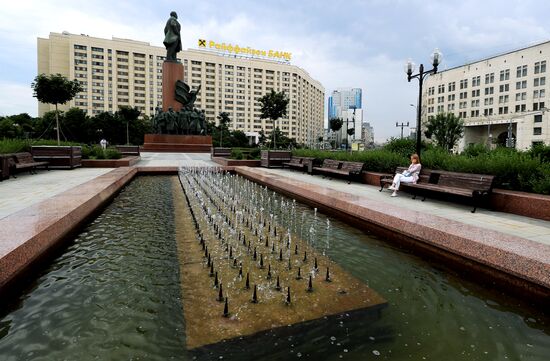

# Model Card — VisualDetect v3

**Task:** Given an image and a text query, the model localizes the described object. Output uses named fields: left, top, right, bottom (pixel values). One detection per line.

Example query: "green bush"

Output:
left=531, top=163, right=550, bottom=195
left=104, top=148, right=122, bottom=159
left=461, top=143, right=489, bottom=157
left=0, top=138, right=82, bottom=154
left=293, top=146, right=550, bottom=195
left=382, top=137, right=417, bottom=158
left=0, top=138, right=29, bottom=153
left=231, top=149, right=244, bottom=160
left=248, top=148, right=261, bottom=159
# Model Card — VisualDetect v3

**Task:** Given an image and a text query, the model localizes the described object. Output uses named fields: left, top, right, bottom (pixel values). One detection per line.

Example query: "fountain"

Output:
left=175, top=167, right=387, bottom=351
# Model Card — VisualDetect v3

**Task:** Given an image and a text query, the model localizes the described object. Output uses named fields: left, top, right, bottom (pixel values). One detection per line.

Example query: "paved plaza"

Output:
left=0, top=152, right=548, bottom=247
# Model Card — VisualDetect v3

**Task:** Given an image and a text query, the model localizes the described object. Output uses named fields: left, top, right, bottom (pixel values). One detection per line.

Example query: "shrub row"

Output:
left=0, top=138, right=121, bottom=160
left=293, top=145, right=550, bottom=195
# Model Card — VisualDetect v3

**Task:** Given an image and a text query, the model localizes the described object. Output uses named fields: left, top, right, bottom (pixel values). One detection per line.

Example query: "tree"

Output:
left=63, top=107, right=90, bottom=143
left=424, top=112, right=464, bottom=152
left=259, top=90, right=289, bottom=148
left=117, top=106, right=141, bottom=145
left=217, top=112, right=231, bottom=147
left=229, top=130, right=250, bottom=148
left=329, top=117, right=343, bottom=149
left=32, top=73, right=83, bottom=145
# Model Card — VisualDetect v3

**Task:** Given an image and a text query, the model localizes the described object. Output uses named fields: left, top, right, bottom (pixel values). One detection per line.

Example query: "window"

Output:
left=498, top=106, right=509, bottom=115
left=515, top=104, right=527, bottom=112
left=471, top=99, right=480, bottom=107
left=516, top=65, right=528, bottom=77
left=484, top=108, right=494, bottom=116
left=472, top=76, right=481, bottom=87
left=498, top=95, right=509, bottom=103
left=535, top=77, right=544, bottom=86
left=472, top=89, right=480, bottom=97
left=448, top=94, right=455, bottom=101
left=535, top=61, right=547, bottom=74
left=515, top=80, right=527, bottom=89
left=533, top=127, right=542, bottom=135
left=459, top=91, right=468, bottom=99
left=534, top=114, right=543, bottom=123
left=484, top=97, right=494, bottom=105
left=485, top=73, right=494, bottom=84
left=499, top=84, right=509, bottom=92
left=448, top=82, right=456, bottom=92
left=500, top=69, right=510, bottom=81
left=484, top=87, right=494, bottom=95
left=460, top=79, right=468, bottom=89
left=438, top=84, right=445, bottom=94
left=534, top=90, right=540, bottom=99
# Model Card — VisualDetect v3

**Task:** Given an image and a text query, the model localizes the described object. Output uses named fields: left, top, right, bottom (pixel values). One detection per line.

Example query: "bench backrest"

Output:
left=321, top=158, right=342, bottom=169
left=116, top=145, right=140, bottom=155
left=13, top=152, right=35, bottom=164
left=436, top=171, right=495, bottom=191
left=395, top=166, right=432, bottom=183
left=341, top=161, right=364, bottom=172
left=268, top=151, right=291, bottom=160
left=212, top=147, right=231, bottom=157
left=288, top=156, right=303, bottom=164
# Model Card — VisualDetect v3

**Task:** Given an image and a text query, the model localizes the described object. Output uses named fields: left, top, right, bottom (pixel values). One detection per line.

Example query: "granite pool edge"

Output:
left=233, top=167, right=550, bottom=302
left=0, top=167, right=185, bottom=292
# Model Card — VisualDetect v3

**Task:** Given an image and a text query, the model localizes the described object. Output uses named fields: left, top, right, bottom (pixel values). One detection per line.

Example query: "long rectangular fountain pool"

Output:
left=0, top=172, right=549, bottom=360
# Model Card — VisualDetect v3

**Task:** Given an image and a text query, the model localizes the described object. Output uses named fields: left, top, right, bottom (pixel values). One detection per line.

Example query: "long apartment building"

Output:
left=424, top=41, right=550, bottom=150
left=37, top=32, right=325, bottom=144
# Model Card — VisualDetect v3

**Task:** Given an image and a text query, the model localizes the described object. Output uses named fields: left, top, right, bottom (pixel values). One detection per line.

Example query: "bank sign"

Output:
left=198, top=39, right=292, bottom=61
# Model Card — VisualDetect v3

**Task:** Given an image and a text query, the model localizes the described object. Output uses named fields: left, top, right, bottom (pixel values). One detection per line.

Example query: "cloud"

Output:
left=0, top=81, right=36, bottom=117
left=2, top=0, right=550, bottom=142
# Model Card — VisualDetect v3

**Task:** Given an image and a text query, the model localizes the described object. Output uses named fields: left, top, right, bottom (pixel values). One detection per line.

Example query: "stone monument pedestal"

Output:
left=162, top=61, right=184, bottom=112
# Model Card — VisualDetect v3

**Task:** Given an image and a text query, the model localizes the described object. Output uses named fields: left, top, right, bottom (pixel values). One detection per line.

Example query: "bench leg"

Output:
left=421, top=196, right=426, bottom=201
left=412, top=194, right=417, bottom=200
left=471, top=206, right=477, bottom=213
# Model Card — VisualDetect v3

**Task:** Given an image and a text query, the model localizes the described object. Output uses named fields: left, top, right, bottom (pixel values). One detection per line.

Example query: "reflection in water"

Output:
left=0, top=176, right=185, bottom=360
left=0, top=175, right=548, bottom=360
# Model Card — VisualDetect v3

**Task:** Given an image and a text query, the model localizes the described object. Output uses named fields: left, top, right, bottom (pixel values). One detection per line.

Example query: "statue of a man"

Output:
left=163, top=11, right=182, bottom=62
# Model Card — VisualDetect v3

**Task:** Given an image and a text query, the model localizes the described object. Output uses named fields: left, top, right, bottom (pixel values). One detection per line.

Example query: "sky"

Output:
left=1, top=0, right=550, bottom=142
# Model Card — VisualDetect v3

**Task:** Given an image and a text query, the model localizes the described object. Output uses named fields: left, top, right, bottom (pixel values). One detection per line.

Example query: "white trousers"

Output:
left=392, top=174, right=414, bottom=190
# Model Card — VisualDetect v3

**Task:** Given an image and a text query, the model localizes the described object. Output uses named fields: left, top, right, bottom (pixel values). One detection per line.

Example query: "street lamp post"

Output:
left=405, top=48, right=442, bottom=157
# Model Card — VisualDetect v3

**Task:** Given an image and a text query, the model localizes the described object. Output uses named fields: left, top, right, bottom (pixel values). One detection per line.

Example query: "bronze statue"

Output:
left=163, top=11, right=182, bottom=62
left=175, top=80, right=201, bottom=109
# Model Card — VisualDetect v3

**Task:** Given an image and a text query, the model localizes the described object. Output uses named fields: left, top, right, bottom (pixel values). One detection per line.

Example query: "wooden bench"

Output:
left=312, top=159, right=364, bottom=184
left=379, top=167, right=432, bottom=191
left=8, top=152, right=49, bottom=178
left=115, top=145, right=140, bottom=156
left=0, top=155, right=10, bottom=181
left=211, top=147, right=231, bottom=158
left=282, top=156, right=314, bottom=172
left=381, top=167, right=494, bottom=213
left=31, top=146, right=82, bottom=169
left=260, top=150, right=292, bottom=168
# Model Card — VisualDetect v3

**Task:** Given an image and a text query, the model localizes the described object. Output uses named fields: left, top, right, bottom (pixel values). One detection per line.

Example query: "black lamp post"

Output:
left=405, top=48, right=442, bottom=156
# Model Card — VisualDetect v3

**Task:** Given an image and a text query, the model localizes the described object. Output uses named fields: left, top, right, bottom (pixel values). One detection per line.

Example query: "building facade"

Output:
left=37, top=32, right=325, bottom=144
left=328, top=88, right=362, bottom=120
left=424, top=41, right=550, bottom=150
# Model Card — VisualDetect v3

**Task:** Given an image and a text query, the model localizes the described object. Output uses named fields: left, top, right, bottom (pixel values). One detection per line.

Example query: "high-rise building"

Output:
left=328, top=88, right=362, bottom=119
left=424, top=40, right=550, bottom=150
left=37, top=32, right=325, bottom=144
left=362, top=122, right=374, bottom=147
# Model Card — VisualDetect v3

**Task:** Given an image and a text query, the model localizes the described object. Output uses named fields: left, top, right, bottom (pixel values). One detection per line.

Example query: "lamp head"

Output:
left=405, top=59, right=415, bottom=79
left=431, top=48, right=442, bottom=71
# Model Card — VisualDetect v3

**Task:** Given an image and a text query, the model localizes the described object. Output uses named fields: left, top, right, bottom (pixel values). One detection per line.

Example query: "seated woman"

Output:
left=389, top=154, right=421, bottom=197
